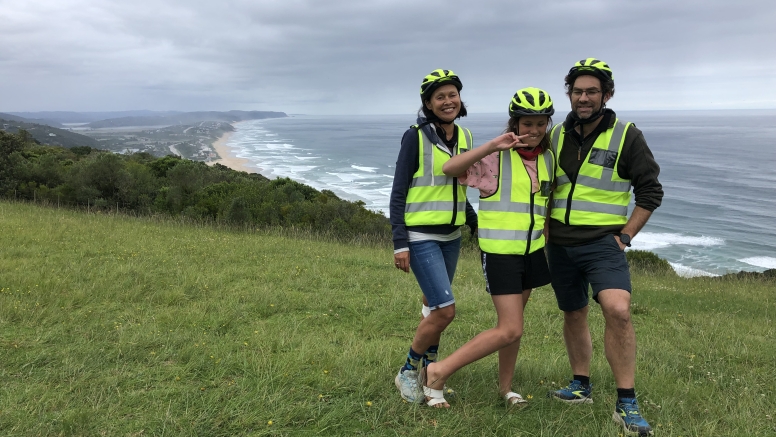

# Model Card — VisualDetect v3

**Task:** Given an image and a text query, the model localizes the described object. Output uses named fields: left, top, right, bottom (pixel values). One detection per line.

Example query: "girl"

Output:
left=421, top=87, right=556, bottom=408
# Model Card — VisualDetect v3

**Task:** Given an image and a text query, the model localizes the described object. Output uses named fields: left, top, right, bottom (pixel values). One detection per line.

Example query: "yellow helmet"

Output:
left=568, top=58, right=614, bottom=82
left=509, top=87, right=554, bottom=117
left=420, top=69, right=463, bottom=101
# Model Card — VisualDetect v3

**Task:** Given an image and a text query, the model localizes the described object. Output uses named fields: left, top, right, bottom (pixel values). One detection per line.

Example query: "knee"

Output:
left=603, top=304, right=632, bottom=327
left=430, top=305, right=456, bottom=328
left=563, top=307, right=589, bottom=325
left=501, top=327, right=523, bottom=345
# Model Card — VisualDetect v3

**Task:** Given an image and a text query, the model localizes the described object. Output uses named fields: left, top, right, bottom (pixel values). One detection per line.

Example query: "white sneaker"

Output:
left=395, top=369, right=423, bottom=403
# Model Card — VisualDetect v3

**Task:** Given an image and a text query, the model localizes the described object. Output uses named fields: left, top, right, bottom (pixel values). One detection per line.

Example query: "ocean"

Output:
left=222, top=110, right=776, bottom=277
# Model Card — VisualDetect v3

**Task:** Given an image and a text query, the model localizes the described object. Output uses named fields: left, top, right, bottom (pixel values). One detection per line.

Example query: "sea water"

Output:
left=223, top=110, right=776, bottom=277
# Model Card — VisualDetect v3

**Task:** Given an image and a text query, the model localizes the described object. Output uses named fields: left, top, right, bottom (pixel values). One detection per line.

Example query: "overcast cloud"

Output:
left=2, top=0, right=775, bottom=114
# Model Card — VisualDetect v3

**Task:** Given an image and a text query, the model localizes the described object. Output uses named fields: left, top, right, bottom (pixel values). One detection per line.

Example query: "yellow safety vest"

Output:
left=478, top=148, right=554, bottom=255
left=550, top=119, right=632, bottom=226
left=404, top=125, right=472, bottom=226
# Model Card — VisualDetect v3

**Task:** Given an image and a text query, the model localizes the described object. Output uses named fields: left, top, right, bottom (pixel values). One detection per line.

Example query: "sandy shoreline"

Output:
left=207, top=126, right=260, bottom=174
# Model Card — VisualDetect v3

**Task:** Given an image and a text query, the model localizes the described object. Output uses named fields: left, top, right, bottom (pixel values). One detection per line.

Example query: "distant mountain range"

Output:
left=85, top=110, right=287, bottom=128
left=1, top=110, right=287, bottom=128
left=0, top=112, right=63, bottom=128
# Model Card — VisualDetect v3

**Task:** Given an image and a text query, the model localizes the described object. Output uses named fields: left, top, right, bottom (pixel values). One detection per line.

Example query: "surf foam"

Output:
left=739, top=257, right=776, bottom=269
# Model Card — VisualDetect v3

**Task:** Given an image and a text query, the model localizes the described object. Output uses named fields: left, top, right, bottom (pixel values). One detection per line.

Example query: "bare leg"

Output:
left=562, top=305, right=592, bottom=377
left=497, top=289, right=531, bottom=395
left=425, top=293, right=525, bottom=407
left=597, top=289, right=636, bottom=388
left=410, top=304, right=455, bottom=357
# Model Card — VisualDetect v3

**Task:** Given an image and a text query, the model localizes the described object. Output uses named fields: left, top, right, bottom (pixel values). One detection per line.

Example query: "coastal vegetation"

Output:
left=0, top=201, right=773, bottom=436
left=0, top=129, right=389, bottom=240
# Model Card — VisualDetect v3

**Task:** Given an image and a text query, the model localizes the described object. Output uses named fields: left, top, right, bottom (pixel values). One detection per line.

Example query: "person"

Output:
left=419, top=87, right=556, bottom=408
left=545, top=58, right=663, bottom=436
left=390, top=69, right=478, bottom=404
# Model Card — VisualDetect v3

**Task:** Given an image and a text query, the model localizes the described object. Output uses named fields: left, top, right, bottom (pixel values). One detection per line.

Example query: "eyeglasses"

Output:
left=571, top=88, right=601, bottom=97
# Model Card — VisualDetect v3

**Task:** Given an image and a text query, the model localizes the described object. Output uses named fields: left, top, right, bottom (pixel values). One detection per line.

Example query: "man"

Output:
left=546, top=58, right=663, bottom=437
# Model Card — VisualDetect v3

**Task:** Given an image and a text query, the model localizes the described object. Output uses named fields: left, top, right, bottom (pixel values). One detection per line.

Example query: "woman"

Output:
left=420, top=87, right=556, bottom=408
left=390, top=69, right=481, bottom=403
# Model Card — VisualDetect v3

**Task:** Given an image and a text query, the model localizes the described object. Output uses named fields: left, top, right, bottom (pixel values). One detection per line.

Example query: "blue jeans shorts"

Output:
left=546, top=234, right=632, bottom=312
left=408, top=238, right=461, bottom=310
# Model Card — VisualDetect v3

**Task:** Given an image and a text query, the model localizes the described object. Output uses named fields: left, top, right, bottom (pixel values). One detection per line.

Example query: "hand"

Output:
left=488, top=133, right=522, bottom=152
left=394, top=251, right=410, bottom=272
left=613, top=235, right=627, bottom=251
left=510, top=134, right=532, bottom=148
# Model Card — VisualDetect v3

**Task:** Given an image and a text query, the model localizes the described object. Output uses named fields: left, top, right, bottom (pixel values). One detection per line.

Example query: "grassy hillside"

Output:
left=0, top=202, right=773, bottom=436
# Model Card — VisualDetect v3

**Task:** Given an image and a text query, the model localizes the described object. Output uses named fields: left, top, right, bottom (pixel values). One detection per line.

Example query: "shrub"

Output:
left=626, top=250, right=675, bottom=275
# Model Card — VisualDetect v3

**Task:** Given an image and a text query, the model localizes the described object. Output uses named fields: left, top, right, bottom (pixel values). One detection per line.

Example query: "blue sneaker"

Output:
left=548, top=379, right=593, bottom=404
left=613, top=397, right=654, bottom=436
left=394, top=369, right=423, bottom=403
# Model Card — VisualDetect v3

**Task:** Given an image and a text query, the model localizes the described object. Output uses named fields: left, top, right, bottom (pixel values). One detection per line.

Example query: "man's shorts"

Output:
left=546, top=234, right=632, bottom=312
left=481, top=248, right=552, bottom=295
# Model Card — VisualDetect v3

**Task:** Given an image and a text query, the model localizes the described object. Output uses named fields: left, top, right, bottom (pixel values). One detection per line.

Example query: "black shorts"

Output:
left=546, top=234, right=632, bottom=312
left=481, top=249, right=552, bottom=295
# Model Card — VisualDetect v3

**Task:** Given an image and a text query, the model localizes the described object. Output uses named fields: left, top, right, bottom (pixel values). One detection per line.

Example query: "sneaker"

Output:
left=613, top=397, right=654, bottom=436
left=548, top=379, right=593, bottom=404
left=395, top=369, right=423, bottom=403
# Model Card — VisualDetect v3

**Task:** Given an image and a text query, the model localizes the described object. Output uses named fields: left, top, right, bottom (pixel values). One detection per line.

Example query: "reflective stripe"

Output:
left=575, top=174, right=631, bottom=192
left=606, top=121, right=626, bottom=151
left=412, top=174, right=435, bottom=187
left=482, top=202, right=546, bottom=216
left=552, top=199, right=628, bottom=216
left=406, top=200, right=466, bottom=213
left=500, top=149, right=513, bottom=200
left=479, top=228, right=544, bottom=241
left=543, top=148, right=554, bottom=183
left=550, top=125, right=562, bottom=155
left=556, top=174, right=570, bottom=186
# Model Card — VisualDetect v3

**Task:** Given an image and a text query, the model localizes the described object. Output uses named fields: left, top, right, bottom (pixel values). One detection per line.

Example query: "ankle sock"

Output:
left=574, top=375, right=591, bottom=387
left=422, top=344, right=439, bottom=367
left=401, top=347, right=424, bottom=373
left=617, top=388, right=636, bottom=400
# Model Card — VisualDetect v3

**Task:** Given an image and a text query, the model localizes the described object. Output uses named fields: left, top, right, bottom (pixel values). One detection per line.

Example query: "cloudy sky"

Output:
left=2, top=0, right=775, bottom=115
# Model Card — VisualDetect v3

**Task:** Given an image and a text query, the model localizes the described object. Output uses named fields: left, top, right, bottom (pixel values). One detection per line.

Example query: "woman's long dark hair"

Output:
left=504, top=116, right=553, bottom=150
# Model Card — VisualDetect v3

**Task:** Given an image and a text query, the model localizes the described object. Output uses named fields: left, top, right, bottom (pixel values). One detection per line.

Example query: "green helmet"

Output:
left=420, top=69, right=463, bottom=101
left=568, top=58, right=614, bottom=83
left=509, top=87, right=554, bottom=118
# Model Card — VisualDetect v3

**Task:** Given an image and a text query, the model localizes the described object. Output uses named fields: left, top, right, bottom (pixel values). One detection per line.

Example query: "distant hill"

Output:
left=0, top=112, right=63, bottom=128
left=86, top=110, right=287, bottom=128
left=0, top=119, right=99, bottom=148
left=6, top=110, right=180, bottom=124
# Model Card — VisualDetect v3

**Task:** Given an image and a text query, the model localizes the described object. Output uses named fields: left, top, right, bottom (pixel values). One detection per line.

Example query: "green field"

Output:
left=1, top=201, right=773, bottom=436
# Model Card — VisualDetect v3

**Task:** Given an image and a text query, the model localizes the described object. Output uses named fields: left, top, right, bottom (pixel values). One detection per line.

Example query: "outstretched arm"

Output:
left=442, top=133, right=526, bottom=176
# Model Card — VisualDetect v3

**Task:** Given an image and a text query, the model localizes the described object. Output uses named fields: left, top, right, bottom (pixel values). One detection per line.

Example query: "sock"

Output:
left=401, top=347, right=424, bottom=373
left=617, top=388, right=636, bottom=400
left=422, top=344, right=439, bottom=367
left=574, top=375, right=591, bottom=387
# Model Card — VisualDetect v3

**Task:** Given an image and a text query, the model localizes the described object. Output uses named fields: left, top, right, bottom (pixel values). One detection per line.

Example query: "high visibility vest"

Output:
left=550, top=119, right=632, bottom=226
left=404, top=125, right=472, bottom=226
left=478, top=148, right=554, bottom=255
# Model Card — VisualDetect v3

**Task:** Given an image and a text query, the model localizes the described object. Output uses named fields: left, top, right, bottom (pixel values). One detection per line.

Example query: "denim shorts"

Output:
left=546, top=234, right=632, bottom=312
left=408, top=238, right=461, bottom=310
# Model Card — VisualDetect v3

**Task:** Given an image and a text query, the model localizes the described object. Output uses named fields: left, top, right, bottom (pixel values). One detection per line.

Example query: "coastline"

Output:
left=207, top=126, right=258, bottom=174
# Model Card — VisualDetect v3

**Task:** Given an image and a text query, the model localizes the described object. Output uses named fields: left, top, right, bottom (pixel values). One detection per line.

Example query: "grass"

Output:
left=0, top=201, right=774, bottom=436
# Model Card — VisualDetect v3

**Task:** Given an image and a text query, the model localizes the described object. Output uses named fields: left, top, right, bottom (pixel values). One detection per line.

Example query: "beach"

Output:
left=207, top=128, right=257, bottom=173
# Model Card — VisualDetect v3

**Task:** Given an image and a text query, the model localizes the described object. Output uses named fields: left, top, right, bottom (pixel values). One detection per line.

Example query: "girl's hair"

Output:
left=504, top=116, right=553, bottom=150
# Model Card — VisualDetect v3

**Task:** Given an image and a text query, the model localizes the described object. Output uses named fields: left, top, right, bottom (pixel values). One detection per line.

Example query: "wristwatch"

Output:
left=618, top=233, right=632, bottom=247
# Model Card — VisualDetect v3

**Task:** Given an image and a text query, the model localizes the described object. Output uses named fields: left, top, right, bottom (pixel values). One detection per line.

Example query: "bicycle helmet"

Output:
left=420, top=69, right=463, bottom=101
left=509, top=87, right=554, bottom=118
